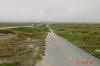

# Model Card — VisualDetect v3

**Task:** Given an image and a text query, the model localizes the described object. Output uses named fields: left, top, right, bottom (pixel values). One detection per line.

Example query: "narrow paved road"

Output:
left=42, top=30, right=100, bottom=66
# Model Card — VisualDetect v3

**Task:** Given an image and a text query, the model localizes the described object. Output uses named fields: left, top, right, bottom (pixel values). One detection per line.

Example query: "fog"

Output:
left=0, top=0, right=100, bottom=23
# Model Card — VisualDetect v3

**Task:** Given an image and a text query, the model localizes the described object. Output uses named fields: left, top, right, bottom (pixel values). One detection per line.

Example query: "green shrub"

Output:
left=0, top=62, right=19, bottom=66
left=12, top=25, right=49, bottom=34
left=0, top=29, right=13, bottom=34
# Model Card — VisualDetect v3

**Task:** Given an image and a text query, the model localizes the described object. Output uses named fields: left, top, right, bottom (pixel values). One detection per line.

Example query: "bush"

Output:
left=0, top=29, right=13, bottom=34
left=0, top=62, right=19, bottom=66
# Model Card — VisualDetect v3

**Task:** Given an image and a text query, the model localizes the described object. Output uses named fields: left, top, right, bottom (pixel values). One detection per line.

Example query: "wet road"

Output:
left=42, top=30, right=100, bottom=66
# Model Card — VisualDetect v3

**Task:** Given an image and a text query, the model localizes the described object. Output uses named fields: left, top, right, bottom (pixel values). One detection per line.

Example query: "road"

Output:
left=41, top=30, right=100, bottom=66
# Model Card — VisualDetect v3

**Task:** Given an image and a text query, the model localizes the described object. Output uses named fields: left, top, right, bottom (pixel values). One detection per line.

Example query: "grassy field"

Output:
left=0, top=23, right=34, bottom=28
left=50, top=24, right=100, bottom=58
left=0, top=24, right=49, bottom=66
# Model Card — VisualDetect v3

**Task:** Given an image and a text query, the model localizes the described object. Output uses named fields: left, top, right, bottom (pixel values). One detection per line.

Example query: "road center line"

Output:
left=69, top=56, right=73, bottom=60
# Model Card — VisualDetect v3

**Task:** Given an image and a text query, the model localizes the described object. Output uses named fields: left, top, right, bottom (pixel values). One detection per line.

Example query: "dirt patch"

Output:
left=36, top=61, right=42, bottom=66
left=95, top=49, right=100, bottom=52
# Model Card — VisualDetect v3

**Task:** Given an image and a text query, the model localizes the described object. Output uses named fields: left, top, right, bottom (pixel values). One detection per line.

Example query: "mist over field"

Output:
left=0, top=0, right=100, bottom=23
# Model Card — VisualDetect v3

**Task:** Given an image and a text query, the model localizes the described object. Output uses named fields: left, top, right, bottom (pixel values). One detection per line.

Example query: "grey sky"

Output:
left=0, top=0, right=100, bottom=23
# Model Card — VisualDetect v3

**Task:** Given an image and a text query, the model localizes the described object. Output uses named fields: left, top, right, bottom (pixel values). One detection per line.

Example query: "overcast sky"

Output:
left=0, top=0, right=100, bottom=23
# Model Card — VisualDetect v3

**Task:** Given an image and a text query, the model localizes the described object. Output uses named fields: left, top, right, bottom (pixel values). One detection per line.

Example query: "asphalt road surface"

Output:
left=41, top=30, right=100, bottom=66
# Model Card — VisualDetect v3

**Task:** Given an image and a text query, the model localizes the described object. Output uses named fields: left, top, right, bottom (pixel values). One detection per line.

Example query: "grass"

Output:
left=12, top=24, right=49, bottom=33
left=0, top=24, right=49, bottom=66
left=0, top=23, right=33, bottom=28
left=0, top=62, right=19, bottom=66
left=50, top=24, right=100, bottom=58
left=11, top=25, right=49, bottom=38
left=0, top=29, right=14, bottom=34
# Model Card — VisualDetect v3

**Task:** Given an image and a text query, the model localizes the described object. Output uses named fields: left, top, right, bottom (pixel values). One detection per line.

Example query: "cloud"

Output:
left=0, top=0, right=100, bottom=23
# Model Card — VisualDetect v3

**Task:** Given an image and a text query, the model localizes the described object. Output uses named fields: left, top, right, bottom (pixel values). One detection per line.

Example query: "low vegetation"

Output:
left=0, top=24, right=49, bottom=66
left=0, top=62, right=19, bottom=66
left=0, top=23, right=33, bottom=28
left=0, top=29, right=14, bottom=34
left=50, top=24, right=100, bottom=58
